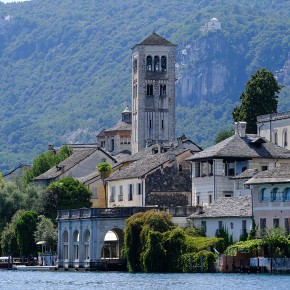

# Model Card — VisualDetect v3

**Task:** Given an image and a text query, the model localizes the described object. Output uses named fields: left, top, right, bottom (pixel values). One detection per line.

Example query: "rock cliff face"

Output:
left=176, top=31, right=247, bottom=106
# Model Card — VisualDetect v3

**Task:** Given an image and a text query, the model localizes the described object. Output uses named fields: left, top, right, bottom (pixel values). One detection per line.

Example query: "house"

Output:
left=34, top=145, right=117, bottom=186
left=96, top=106, right=132, bottom=155
left=3, top=164, right=31, bottom=182
left=187, top=122, right=290, bottom=206
left=257, top=111, right=290, bottom=148
left=188, top=196, right=252, bottom=242
left=245, top=163, right=290, bottom=234
left=77, top=163, right=124, bottom=208
left=106, top=146, right=194, bottom=208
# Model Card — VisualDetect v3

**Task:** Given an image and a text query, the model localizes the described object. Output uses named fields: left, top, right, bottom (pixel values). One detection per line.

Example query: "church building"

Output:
left=131, top=33, right=176, bottom=154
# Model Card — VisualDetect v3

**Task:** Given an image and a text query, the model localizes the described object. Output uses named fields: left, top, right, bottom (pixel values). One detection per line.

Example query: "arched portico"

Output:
left=57, top=207, right=155, bottom=269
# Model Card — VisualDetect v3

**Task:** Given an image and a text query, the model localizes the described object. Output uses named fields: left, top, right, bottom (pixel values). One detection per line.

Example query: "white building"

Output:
left=257, top=111, right=290, bottom=148
left=188, top=196, right=252, bottom=242
left=201, top=17, right=222, bottom=32
left=187, top=122, right=290, bottom=206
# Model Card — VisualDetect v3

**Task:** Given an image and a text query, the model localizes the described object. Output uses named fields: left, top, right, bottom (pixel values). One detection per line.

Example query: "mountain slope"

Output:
left=0, top=0, right=289, bottom=172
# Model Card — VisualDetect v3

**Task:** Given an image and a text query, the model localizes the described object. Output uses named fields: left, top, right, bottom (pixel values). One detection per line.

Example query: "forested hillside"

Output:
left=0, top=0, right=289, bottom=173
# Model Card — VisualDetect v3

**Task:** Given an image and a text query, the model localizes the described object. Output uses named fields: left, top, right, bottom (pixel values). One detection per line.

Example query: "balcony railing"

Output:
left=57, top=206, right=158, bottom=220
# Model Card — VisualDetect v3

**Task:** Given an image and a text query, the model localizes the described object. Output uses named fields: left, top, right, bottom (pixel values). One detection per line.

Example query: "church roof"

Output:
left=104, top=121, right=132, bottom=132
left=137, top=32, right=175, bottom=46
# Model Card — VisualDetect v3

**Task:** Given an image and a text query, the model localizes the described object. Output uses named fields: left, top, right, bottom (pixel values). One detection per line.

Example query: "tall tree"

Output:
left=232, top=68, right=283, bottom=134
left=97, top=162, right=112, bottom=207
left=14, top=210, right=38, bottom=257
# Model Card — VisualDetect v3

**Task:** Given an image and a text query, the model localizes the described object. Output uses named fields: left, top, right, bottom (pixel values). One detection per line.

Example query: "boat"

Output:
left=0, top=256, right=13, bottom=269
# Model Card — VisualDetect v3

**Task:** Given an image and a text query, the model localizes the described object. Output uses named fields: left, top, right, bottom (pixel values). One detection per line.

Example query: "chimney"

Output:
left=234, top=122, right=247, bottom=138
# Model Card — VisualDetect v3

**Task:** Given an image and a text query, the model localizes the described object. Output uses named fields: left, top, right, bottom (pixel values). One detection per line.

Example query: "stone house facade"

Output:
left=106, top=147, right=193, bottom=208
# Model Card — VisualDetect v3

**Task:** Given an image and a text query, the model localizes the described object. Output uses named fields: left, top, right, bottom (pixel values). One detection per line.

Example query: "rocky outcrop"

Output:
left=176, top=31, right=247, bottom=106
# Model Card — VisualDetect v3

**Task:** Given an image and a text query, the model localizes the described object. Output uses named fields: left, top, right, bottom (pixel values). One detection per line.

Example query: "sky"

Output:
left=1, top=0, right=29, bottom=3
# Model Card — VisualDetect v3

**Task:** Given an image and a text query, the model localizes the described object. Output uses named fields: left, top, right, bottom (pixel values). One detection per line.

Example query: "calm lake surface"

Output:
left=0, top=271, right=290, bottom=290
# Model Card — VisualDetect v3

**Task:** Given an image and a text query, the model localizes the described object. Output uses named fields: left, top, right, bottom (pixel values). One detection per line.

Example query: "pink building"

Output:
left=246, top=163, right=290, bottom=234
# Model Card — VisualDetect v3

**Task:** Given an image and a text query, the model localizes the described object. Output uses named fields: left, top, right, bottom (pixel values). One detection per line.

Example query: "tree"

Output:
left=214, top=129, right=234, bottom=144
left=232, top=68, right=283, bottom=134
left=97, top=162, right=112, bottom=207
left=34, top=215, right=57, bottom=252
left=14, top=210, right=38, bottom=257
left=42, top=176, right=92, bottom=220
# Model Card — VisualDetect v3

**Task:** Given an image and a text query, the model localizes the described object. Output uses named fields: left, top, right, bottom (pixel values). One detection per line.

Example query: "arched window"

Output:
left=63, top=230, right=69, bottom=260
left=284, top=188, right=290, bottom=201
left=272, top=187, right=282, bottom=201
left=274, top=132, right=278, bottom=145
left=161, top=56, right=167, bottom=71
left=84, top=230, right=90, bottom=260
left=73, top=230, right=79, bottom=260
left=154, top=56, right=160, bottom=71
left=146, top=56, right=152, bottom=71
left=284, top=130, right=288, bottom=147
left=260, top=188, right=270, bottom=202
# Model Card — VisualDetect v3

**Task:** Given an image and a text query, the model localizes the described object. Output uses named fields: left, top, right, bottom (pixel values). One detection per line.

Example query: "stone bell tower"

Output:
left=131, top=32, right=176, bottom=154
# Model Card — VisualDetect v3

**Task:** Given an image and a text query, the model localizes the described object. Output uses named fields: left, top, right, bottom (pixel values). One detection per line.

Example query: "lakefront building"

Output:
left=187, top=122, right=290, bottom=206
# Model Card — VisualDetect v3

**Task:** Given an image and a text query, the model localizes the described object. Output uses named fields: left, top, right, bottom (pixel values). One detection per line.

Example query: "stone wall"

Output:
left=145, top=166, right=191, bottom=206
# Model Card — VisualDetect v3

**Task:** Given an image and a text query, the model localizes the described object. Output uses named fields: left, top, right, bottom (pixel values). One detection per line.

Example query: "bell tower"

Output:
left=131, top=33, right=176, bottom=154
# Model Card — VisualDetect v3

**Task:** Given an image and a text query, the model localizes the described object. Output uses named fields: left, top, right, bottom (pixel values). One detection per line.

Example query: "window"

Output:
left=273, top=218, right=280, bottom=228
left=73, top=230, right=79, bottom=260
left=261, top=165, right=268, bottom=171
left=92, top=187, right=98, bottom=198
left=218, top=221, right=223, bottom=231
left=154, top=56, right=160, bottom=71
left=84, top=230, right=90, bottom=260
left=133, top=58, right=137, bottom=73
left=147, top=84, right=153, bottom=95
left=201, top=221, right=206, bottom=233
left=241, top=220, right=247, bottom=238
left=138, top=183, right=142, bottom=195
left=209, top=194, right=212, bottom=204
left=260, top=188, right=271, bottom=202
left=118, top=185, right=123, bottom=201
left=128, top=184, right=133, bottom=201
left=260, top=218, right=266, bottom=231
left=146, top=56, right=152, bottom=71
left=272, top=187, right=282, bottom=201
left=111, top=139, right=115, bottom=152
left=274, top=132, right=278, bottom=145
left=100, top=141, right=105, bottom=148
left=284, top=130, right=288, bottom=147
left=197, top=195, right=200, bottom=205
left=63, top=230, right=69, bottom=260
left=161, top=56, right=167, bottom=71
left=161, top=120, right=164, bottom=129
left=285, top=218, right=290, bottom=234
left=284, top=188, right=290, bottom=201
left=110, top=186, right=115, bottom=202
left=230, top=222, right=234, bottom=229
left=160, top=84, right=166, bottom=96
left=149, top=120, right=152, bottom=128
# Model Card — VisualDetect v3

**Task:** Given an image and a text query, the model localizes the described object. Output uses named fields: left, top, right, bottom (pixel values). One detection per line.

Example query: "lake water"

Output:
left=0, top=271, right=290, bottom=290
